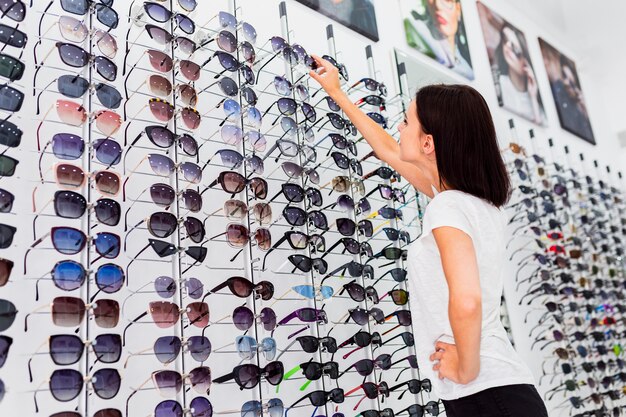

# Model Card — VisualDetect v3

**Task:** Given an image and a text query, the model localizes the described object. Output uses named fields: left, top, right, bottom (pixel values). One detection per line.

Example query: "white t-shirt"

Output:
left=406, top=189, right=535, bottom=400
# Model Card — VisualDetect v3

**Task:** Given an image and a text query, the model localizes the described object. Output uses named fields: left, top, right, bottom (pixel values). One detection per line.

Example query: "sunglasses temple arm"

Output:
left=23, top=231, right=50, bottom=274
left=122, top=311, right=148, bottom=347
left=123, top=80, right=147, bottom=118
left=255, top=51, right=280, bottom=81
left=32, top=43, right=56, bottom=94
left=35, top=77, right=56, bottom=115
left=122, top=345, right=153, bottom=369
left=123, top=156, right=148, bottom=199
left=27, top=338, right=49, bottom=382
left=123, top=50, right=145, bottom=97
left=123, top=218, right=146, bottom=251
left=36, top=105, right=54, bottom=151
left=126, top=375, right=153, bottom=417
left=32, top=197, right=53, bottom=240
left=287, top=325, right=309, bottom=340
left=125, top=242, right=151, bottom=286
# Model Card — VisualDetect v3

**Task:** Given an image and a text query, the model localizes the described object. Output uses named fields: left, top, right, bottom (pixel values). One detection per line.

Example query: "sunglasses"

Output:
left=37, top=260, right=124, bottom=299
left=235, top=336, right=276, bottom=361
left=129, top=367, right=211, bottom=403
left=38, top=133, right=122, bottom=180
left=296, top=336, right=337, bottom=354
left=267, top=183, right=323, bottom=207
left=0, top=118, right=22, bottom=148
left=239, top=398, right=283, bottom=417
left=264, top=97, right=316, bottom=125
left=203, top=149, right=264, bottom=175
left=126, top=211, right=205, bottom=245
left=263, top=139, right=316, bottom=164
left=0, top=335, right=11, bottom=368
left=129, top=183, right=201, bottom=214
left=339, top=355, right=392, bottom=378
left=349, top=77, right=387, bottom=96
left=315, top=112, right=356, bottom=136
left=338, top=330, right=382, bottom=350
left=56, top=0, right=118, bottom=28
left=324, top=260, right=375, bottom=280
left=213, top=361, right=284, bottom=389
left=207, top=276, right=274, bottom=300
left=232, top=306, right=276, bottom=331
left=153, top=398, right=211, bottom=417
left=126, top=335, right=211, bottom=368
left=136, top=1, right=195, bottom=34
left=340, top=280, right=379, bottom=304
left=277, top=307, right=327, bottom=326
left=330, top=152, right=362, bottom=175
left=37, top=74, right=121, bottom=114
left=123, top=300, right=209, bottom=344
left=39, top=15, right=117, bottom=58
left=0, top=23, right=26, bottom=49
left=288, top=254, right=328, bottom=274
left=0, top=0, right=25, bottom=22
left=38, top=42, right=117, bottom=83
left=289, top=388, right=344, bottom=409
left=144, top=24, right=196, bottom=54
left=221, top=199, right=271, bottom=225
left=124, top=154, right=202, bottom=199
left=34, top=368, right=121, bottom=412
left=39, top=100, right=121, bottom=138
left=203, top=171, right=268, bottom=199
left=24, top=296, right=119, bottom=331
left=127, top=125, right=198, bottom=157
left=291, top=284, right=334, bottom=300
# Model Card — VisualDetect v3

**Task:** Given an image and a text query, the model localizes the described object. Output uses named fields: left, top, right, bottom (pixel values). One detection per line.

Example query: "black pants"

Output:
left=441, top=384, right=549, bottom=417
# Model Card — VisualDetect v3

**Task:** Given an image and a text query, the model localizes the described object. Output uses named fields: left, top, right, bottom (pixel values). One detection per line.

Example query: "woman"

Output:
left=494, top=23, right=545, bottom=125
left=309, top=56, right=548, bottom=417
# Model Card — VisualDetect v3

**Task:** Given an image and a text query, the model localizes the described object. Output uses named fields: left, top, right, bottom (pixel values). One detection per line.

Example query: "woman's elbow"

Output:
left=450, top=295, right=482, bottom=317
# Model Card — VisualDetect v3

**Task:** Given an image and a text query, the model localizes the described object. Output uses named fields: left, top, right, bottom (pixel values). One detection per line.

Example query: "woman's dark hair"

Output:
left=415, top=84, right=511, bottom=207
left=494, top=23, right=531, bottom=78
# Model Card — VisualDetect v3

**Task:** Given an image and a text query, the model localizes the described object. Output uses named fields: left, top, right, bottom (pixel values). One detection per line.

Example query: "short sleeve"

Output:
left=423, top=192, right=475, bottom=239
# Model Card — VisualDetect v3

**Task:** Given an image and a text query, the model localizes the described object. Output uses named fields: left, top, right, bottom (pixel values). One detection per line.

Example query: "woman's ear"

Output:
left=423, top=134, right=436, bottom=155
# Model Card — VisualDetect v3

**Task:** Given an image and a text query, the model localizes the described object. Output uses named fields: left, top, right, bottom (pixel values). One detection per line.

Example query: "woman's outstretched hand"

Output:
left=308, top=54, right=344, bottom=100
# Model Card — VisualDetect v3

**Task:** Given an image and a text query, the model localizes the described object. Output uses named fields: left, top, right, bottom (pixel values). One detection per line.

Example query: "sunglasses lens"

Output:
left=95, top=263, right=124, bottom=293
left=93, top=232, right=120, bottom=258
left=337, top=218, right=356, bottom=236
left=249, top=178, right=268, bottom=199
left=155, top=276, right=177, bottom=298
left=246, top=131, right=266, bottom=152
left=92, top=139, right=122, bottom=165
left=150, top=99, right=174, bottom=122
left=241, top=87, right=257, bottom=105
left=179, top=59, right=200, bottom=81
left=216, top=30, right=236, bottom=52
left=0, top=258, right=12, bottom=286
left=150, top=301, right=180, bottom=328
left=155, top=400, right=183, bottom=417
left=149, top=212, right=177, bottom=238
left=148, top=154, right=175, bottom=176
left=182, top=108, right=201, bottom=129
left=154, top=370, right=183, bottom=397
left=149, top=74, right=172, bottom=96
left=265, top=362, right=284, bottom=385
left=233, top=306, right=253, bottom=331
left=284, top=207, right=306, bottom=226
left=177, top=85, right=197, bottom=107
left=49, top=334, right=82, bottom=365
left=260, top=307, right=276, bottom=330
left=174, top=14, right=194, bottom=34
left=220, top=124, right=243, bottom=146
left=50, top=369, right=83, bottom=401
left=391, top=290, right=408, bottom=305
left=0, top=299, right=15, bottom=331
left=270, top=36, right=287, bottom=52
left=184, top=218, right=205, bottom=243
left=226, top=224, right=249, bottom=247
left=0, top=23, right=25, bottom=48
left=148, top=50, right=173, bottom=72
left=94, top=110, right=121, bottom=136
left=93, top=334, right=122, bottom=363
left=190, top=396, right=213, bottom=417
left=182, top=189, right=202, bottom=212
left=218, top=77, right=238, bottom=96
left=52, top=260, right=85, bottom=291
left=94, top=171, right=120, bottom=195
left=188, top=336, right=211, bottom=362
left=56, top=100, right=86, bottom=126
left=187, top=366, right=211, bottom=393
left=277, top=98, right=296, bottom=115
left=51, top=296, right=85, bottom=327
left=241, top=41, right=255, bottom=64
left=150, top=183, right=175, bottom=206
left=255, top=228, right=271, bottom=250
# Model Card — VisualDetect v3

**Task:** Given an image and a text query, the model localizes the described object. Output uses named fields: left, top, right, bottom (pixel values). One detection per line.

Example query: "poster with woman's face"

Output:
left=476, top=2, right=547, bottom=126
left=295, top=0, right=379, bottom=41
left=400, top=0, right=474, bottom=80
left=539, top=39, right=595, bottom=144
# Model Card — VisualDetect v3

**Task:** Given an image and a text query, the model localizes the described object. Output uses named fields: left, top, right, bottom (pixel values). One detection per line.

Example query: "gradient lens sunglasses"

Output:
left=36, top=74, right=122, bottom=114
left=24, top=296, right=120, bottom=331
left=38, top=99, right=122, bottom=137
left=201, top=148, right=264, bottom=175
left=124, top=49, right=201, bottom=99
left=35, top=41, right=117, bottom=89
left=127, top=98, right=201, bottom=130
left=36, top=163, right=121, bottom=197
left=123, top=154, right=202, bottom=200
left=32, top=368, right=121, bottom=413
left=263, top=97, right=316, bottom=126
left=123, top=335, right=211, bottom=368
left=132, top=1, right=196, bottom=35
left=124, top=211, right=205, bottom=247
left=33, top=260, right=124, bottom=300
left=126, top=125, right=198, bottom=159
left=231, top=305, right=276, bottom=331
left=126, top=367, right=212, bottom=411
left=23, top=226, right=120, bottom=272
left=152, top=398, right=212, bottom=417
left=123, top=301, right=210, bottom=345
left=202, top=171, right=268, bottom=200
left=37, top=133, right=122, bottom=175
left=37, top=14, right=117, bottom=58
left=27, top=333, right=121, bottom=381
left=218, top=198, right=271, bottom=225
left=123, top=183, right=202, bottom=220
